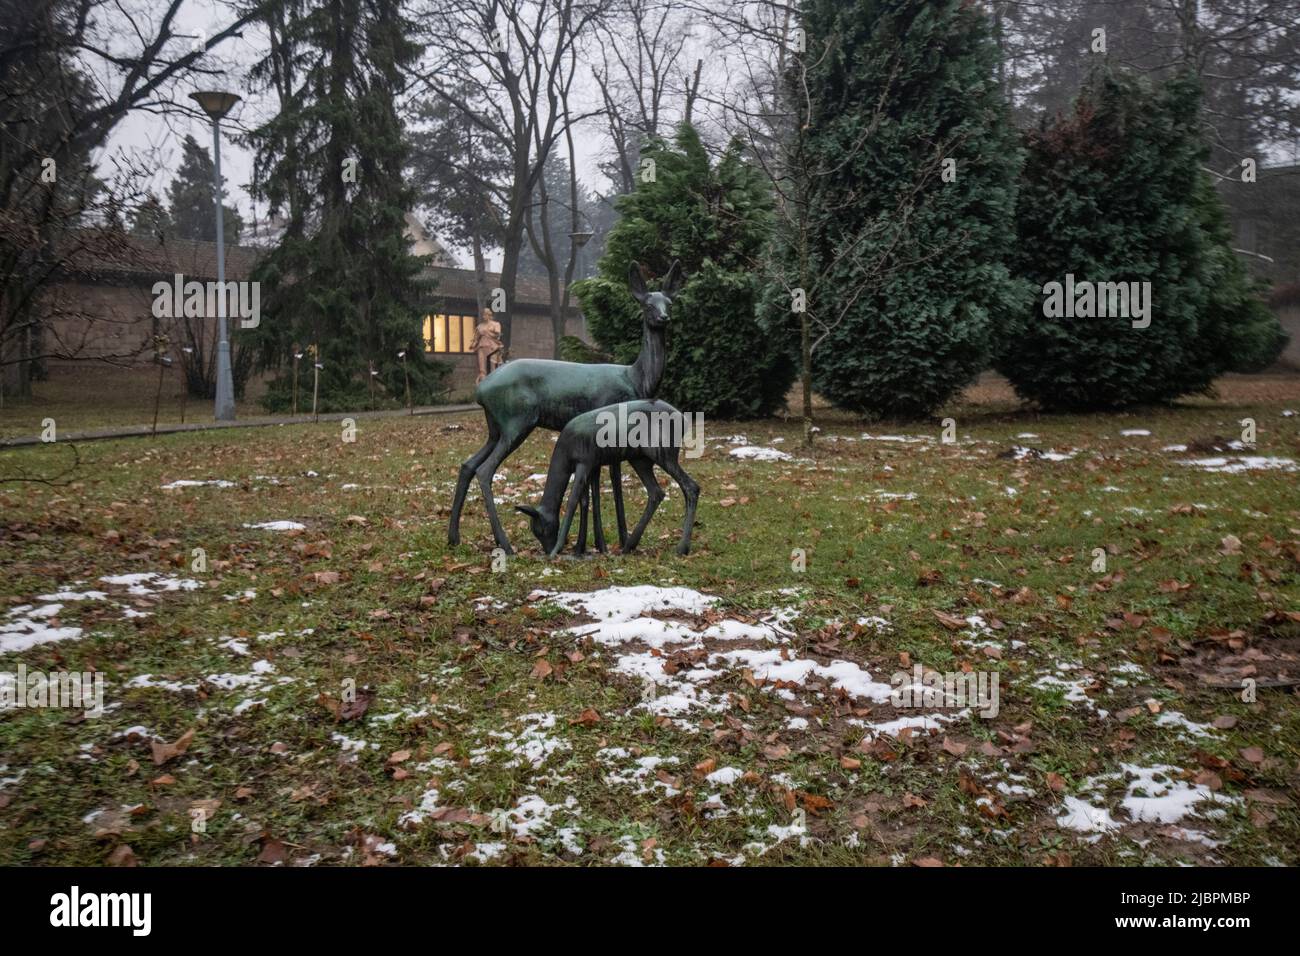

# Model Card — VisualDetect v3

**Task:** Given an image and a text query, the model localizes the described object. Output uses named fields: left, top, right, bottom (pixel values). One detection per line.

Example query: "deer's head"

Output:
left=515, top=504, right=558, bottom=555
left=628, top=260, right=684, bottom=330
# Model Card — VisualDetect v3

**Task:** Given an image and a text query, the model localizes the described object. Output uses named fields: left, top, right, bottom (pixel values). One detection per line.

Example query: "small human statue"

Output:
left=471, top=306, right=504, bottom=383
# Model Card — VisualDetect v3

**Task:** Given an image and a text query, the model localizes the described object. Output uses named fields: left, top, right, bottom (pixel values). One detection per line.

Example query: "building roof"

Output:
left=57, top=231, right=575, bottom=313
left=421, top=267, right=575, bottom=315
left=58, top=231, right=263, bottom=283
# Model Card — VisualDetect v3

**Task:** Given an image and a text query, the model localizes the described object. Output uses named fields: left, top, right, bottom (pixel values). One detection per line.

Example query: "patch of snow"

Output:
left=1178, top=456, right=1296, bottom=473
left=706, top=767, right=745, bottom=786
left=505, top=793, right=579, bottom=844
left=1120, top=765, right=1237, bottom=825
left=1057, top=797, right=1120, bottom=835
left=535, top=586, right=727, bottom=649
left=99, top=572, right=201, bottom=595
left=0, top=604, right=83, bottom=652
left=612, top=834, right=665, bottom=867
left=467, top=842, right=506, bottom=862
left=729, top=445, right=792, bottom=461
left=855, top=709, right=968, bottom=738
left=399, top=787, right=443, bottom=827
left=711, top=647, right=895, bottom=702
left=332, top=732, right=377, bottom=754
left=479, top=712, right=569, bottom=770
left=1006, top=445, right=1075, bottom=461
left=860, top=433, right=931, bottom=444
left=1153, top=710, right=1218, bottom=739
left=36, top=589, right=107, bottom=601
left=856, top=616, right=892, bottom=632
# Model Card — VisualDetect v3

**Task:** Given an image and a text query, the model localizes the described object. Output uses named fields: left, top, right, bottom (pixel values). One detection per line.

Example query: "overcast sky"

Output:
left=97, top=0, right=630, bottom=269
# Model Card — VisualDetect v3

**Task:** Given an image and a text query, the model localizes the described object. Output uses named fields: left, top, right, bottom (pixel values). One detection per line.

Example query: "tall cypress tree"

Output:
left=130, top=194, right=173, bottom=241
left=574, top=124, right=793, bottom=418
left=246, top=0, right=445, bottom=411
left=999, top=67, right=1286, bottom=410
left=767, top=0, right=1026, bottom=420
left=167, top=135, right=244, bottom=243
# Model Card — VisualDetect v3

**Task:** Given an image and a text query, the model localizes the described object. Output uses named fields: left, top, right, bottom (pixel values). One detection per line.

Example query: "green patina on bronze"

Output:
left=447, top=260, right=684, bottom=553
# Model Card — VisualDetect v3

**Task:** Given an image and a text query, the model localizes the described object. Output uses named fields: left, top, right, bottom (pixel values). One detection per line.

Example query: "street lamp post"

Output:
left=569, top=228, right=593, bottom=280
left=189, top=90, right=241, bottom=422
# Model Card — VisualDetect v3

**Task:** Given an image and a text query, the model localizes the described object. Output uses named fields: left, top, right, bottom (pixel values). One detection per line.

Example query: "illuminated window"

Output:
left=448, top=313, right=462, bottom=352
left=422, top=313, right=476, bottom=354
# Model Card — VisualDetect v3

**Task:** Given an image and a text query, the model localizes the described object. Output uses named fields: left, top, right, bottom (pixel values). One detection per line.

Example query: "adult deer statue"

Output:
left=447, top=259, right=684, bottom=553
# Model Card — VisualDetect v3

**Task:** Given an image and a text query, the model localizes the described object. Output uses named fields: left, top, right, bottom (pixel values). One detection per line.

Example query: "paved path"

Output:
left=0, top=404, right=479, bottom=449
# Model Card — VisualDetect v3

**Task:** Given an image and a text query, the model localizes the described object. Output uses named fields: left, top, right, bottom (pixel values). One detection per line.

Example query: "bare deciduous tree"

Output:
left=414, top=0, right=610, bottom=351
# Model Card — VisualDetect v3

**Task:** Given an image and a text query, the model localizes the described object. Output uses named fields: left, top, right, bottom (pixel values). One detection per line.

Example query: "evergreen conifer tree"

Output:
left=766, top=0, right=1026, bottom=420
left=574, top=124, right=792, bottom=418
left=168, top=135, right=243, bottom=243
left=247, top=0, right=446, bottom=410
left=1000, top=68, right=1286, bottom=409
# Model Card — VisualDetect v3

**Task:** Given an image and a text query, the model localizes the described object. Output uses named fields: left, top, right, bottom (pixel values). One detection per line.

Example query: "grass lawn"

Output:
left=1, top=375, right=1298, bottom=867
left=0, top=364, right=273, bottom=439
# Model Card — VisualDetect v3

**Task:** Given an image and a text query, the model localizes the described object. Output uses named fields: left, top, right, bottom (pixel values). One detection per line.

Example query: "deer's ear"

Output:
left=515, top=505, right=540, bottom=521
left=662, top=260, right=684, bottom=298
left=628, top=261, right=647, bottom=303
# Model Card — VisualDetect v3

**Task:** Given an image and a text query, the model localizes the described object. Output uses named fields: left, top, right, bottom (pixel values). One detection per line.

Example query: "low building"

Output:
left=1269, top=285, right=1300, bottom=370
left=1221, top=161, right=1300, bottom=286
left=39, top=229, right=585, bottom=400
left=419, top=268, right=586, bottom=396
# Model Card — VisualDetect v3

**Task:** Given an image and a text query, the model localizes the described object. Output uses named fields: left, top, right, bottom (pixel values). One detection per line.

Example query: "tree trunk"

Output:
left=496, top=184, right=530, bottom=352
left=801, top=310, right=813, bottom=448
left=471, top=233, right=489, bottom=318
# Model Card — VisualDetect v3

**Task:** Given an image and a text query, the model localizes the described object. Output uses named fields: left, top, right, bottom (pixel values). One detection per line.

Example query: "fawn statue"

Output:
left=516, top=399, right=700, bottom=557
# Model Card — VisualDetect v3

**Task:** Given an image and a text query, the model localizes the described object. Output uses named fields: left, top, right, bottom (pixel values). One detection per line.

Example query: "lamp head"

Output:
left=189, top=90, right=241, bottom=121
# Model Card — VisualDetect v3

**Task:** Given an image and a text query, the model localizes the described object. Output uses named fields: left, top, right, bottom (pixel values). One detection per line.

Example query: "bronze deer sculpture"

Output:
left=447, top=260, right=683, bottom=553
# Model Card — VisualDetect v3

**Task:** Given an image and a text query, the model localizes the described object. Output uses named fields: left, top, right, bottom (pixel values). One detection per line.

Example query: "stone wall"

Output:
left=37, top=271, right=590, bottom=403
left=39, top=280, right=162, bottom=364
left=1277, top=306, right=1300, bottom=370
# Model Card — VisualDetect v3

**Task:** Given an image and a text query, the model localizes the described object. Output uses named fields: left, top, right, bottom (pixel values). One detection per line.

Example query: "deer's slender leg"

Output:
left=623, top=458, right=665, bottom=553
left=551, top=464, right=591, bottom=557
left=474, top=425, right=531, bottom=554
left=575, top=481, right=589, bottom=556
left=609, top=461, right=628, bottom=550
left=591, top=466, right=606, bottom=553
left=448, top=417, right=499, bottom=546
left=660, top=458, right=700, bottom=556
